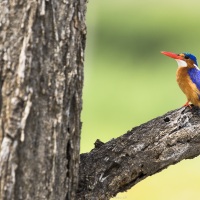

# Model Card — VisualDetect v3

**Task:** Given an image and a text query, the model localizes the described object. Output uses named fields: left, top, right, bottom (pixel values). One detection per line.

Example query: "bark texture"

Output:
left=0, top=1, right=87, bottom=200
left=77, top=106, right=200, bottom=199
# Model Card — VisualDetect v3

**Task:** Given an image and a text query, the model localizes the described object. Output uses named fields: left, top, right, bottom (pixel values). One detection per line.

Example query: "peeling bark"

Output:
left=0, top=1, right=87, bottom=200
left=77, top=107, right=200, bottom=200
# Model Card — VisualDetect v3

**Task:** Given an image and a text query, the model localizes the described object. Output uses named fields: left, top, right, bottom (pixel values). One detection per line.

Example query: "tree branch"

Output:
left=77, top=106, right=200, bottom=199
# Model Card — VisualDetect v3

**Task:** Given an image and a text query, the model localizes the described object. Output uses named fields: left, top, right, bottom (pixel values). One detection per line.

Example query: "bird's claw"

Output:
left=183, top=101, right=192, bottom=109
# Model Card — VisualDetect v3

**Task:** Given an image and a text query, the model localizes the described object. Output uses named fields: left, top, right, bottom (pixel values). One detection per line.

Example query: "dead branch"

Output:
left=77, top=106, right=200, bottom=199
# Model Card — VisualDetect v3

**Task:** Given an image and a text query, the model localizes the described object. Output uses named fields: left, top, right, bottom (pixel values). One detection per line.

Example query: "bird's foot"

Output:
left=183, top=101, right=192, bottom=109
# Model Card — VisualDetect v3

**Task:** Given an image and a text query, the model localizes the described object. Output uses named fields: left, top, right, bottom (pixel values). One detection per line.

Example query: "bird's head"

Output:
left=161, top=51, right=198, bottom=69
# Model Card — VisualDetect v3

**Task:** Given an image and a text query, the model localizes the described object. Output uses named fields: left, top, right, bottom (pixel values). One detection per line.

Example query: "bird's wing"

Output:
left=188, top=68, right=200, bottom=97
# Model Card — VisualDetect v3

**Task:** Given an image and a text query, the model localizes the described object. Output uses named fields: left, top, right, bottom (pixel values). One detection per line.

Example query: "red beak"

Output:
left=161, top=51, right=183, bottom=60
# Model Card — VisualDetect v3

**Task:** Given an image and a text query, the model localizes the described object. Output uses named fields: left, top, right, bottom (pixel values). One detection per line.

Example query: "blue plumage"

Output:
left=184, top=53, right=198, bottom=65
left=188, top=68, right=200, bottom=90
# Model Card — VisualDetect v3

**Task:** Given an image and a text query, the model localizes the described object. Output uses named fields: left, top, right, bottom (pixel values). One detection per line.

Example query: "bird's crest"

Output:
left=183, top=53, right=198, bottom=66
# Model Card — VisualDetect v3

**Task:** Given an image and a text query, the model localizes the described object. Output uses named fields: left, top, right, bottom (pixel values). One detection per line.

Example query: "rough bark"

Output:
left=0, top=1, right=87, bottom=200
left=77, top=106, right=200, bottom=200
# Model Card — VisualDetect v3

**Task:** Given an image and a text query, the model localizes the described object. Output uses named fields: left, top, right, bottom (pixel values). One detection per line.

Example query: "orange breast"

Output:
left=176, top=67, right=200, bottom=106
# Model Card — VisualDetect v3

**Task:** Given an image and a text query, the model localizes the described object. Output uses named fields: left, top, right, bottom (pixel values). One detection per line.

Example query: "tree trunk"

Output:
left=0, top=1, right=87, bottom=200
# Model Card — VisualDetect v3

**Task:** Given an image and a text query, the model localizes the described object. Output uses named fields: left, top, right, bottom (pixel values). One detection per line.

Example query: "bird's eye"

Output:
left=185, top=55, right=189, bottom=59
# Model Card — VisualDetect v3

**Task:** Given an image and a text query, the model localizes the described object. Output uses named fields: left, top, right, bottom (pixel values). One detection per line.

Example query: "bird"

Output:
left=161, top=51, right=200, bottom=108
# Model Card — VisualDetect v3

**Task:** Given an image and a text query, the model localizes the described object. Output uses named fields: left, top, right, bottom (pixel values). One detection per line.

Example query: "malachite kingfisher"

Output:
left=161, top=51, right=200, bottom=108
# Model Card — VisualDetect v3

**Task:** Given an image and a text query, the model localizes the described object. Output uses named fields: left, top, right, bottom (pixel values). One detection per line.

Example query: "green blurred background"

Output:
left=81, top=0, right=200, bottom=199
